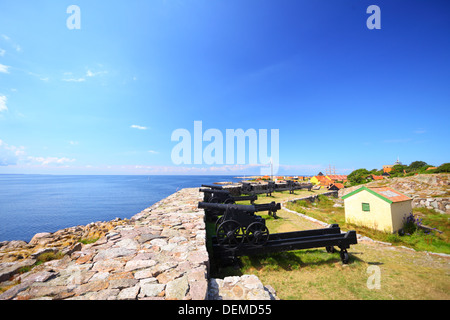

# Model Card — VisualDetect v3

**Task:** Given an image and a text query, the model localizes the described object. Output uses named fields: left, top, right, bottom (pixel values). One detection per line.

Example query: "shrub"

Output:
left=435, top=163, right=450, bottom=173
left=401, top=213, right=423, bottom=235
left=348, top=168, right=370, bottom=185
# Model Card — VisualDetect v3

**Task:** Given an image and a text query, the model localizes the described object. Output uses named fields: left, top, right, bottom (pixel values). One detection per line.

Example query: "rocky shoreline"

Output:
left=0, top=188, right=277, bottom=300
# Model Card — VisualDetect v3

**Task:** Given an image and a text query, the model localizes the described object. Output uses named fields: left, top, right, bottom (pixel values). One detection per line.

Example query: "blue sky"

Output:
left=0, top=0, right=449, bottom=175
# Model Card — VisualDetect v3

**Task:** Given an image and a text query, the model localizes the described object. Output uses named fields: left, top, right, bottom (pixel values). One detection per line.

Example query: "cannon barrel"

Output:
left=198, top=202, right=256, bottom=213
left=198, top=201, right=280, bottom=213
left=254, top=202, right=281, bottom=211
left=199, top=190, right=257, bottom=202
left=199, top=188, right=230, bottom=194
left=201, top=184, right=223, bottom=190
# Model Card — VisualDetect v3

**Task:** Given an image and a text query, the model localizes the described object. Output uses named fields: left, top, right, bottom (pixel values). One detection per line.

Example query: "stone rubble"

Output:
left=0, top=188, right=277, bottom=300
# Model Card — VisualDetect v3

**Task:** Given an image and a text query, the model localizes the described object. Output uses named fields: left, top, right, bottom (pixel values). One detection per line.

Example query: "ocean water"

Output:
left=0, top=174, right=242, bottom=242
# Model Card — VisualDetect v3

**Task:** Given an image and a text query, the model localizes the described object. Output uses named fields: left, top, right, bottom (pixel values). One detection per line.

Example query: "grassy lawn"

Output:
left=207, top=192, right=450, bottom=300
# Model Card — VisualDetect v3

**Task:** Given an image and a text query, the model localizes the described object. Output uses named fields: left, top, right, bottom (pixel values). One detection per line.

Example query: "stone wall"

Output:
left=412, top=197, right=449, bottom=214
left=0, top=188, right=277, bottom=300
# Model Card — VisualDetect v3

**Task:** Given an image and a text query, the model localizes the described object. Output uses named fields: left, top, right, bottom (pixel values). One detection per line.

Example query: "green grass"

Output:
left=78, top=237, right=99, bottom=245
left=206, top=203, right=450, bottom=300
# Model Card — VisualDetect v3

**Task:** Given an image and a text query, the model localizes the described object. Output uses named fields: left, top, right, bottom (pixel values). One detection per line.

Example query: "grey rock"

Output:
left=137, top=233, right=164, bottom=244
left=124, top=259, right=157, bottom=272
left=139, top=283, right=165, bottom=298
left=117, top=285, right=140, bottom=300
left=0, top=258, right=36, bottom=283
left=109, top=278, right=139, bottom=290
left=30, top=247, right=59, bottom=259
left=93, top=247, right=136, bottom=261
left=166, top=275, right=189, bottom=300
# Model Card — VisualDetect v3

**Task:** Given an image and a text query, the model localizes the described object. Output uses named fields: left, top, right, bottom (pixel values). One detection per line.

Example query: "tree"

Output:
left=408, top=161, right=428, bottom=171
left=391, top=164, right=407, bottom=175
left=348, top=168, right=370, bottom=185
left=435, top=163, right=450, bottom=173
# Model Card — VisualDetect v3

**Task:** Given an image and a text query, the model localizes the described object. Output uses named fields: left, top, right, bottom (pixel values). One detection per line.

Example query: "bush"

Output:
left=348, top=168, right=370, bottom=185
left=408, top=161, right=428, bottom=171
left=401, top=213, right=423, bottom=235
left=435, top=163, right=450, bottom=173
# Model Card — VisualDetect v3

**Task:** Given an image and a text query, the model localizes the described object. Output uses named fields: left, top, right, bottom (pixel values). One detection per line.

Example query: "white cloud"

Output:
left=0, top=48, right=5, bottom=56
left=69, top=141, right=79, bottom=145
left=0, top=64, right=10, bottom=73
left=60, top=67, right=107, bottom=84
left=148, top=150, right=159, bottom=154
left=0, top=139, right=76, bottom=168
left=28, top=72, right=50, bottom=82
left=1, top=35, right=21, bottom=53
left=131, top=125, right=148, bottom=130
left=86, top=69, right=107, bottom=77
left=28, top=156, right=76, bottom=166
left=0, top=140, right=25, bottom=166
left=414, top=129, right=426, bottom=134
left=63, top=77, right=86, bottom=82
left=0, top=95, right=8, bottom=112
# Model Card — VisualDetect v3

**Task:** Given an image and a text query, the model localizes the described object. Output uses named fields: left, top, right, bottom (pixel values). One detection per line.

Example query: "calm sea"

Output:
left=0, top=174, right=242, bottom=242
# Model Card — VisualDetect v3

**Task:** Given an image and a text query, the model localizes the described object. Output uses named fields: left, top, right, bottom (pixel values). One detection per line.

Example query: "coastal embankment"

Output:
left=0, top=188, right=276, bottom=300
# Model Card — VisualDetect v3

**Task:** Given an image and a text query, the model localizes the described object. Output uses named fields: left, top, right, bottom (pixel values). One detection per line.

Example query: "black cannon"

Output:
left=274, top=181, right=313, bottom=194
left=199, top=188, right=257, bottom=204
left=201, top=184, right=224, bottom=190
left=198, top=202, right=276, bottom=249
left=240, top=182, right=275, bottom=196
left=198, top=201, right=281, bottom=220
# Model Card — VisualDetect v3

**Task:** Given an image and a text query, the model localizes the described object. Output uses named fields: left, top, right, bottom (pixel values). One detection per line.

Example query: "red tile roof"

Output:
left=327, top=175, right=348, bottom=181
left=368, top=187, right=412, bottom=203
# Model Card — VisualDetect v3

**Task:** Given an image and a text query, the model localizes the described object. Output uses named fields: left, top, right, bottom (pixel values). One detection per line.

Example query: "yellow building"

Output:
left=310, top=175, right=330, bottom=185
left=342, top=186, right=412, bottom=233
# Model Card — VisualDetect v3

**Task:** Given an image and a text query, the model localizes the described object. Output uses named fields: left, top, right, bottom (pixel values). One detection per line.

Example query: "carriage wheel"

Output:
left=326, top=246, right=335, bottom=253
left=209, top=197, right=220, bottom=203
left=215, top=216, right=224, bottom=231
left=245, top=222, right=270, bottom=246
left=216, top=220, right=245, bottom=248
left=340, top=249, right=349, bottom=264
left=223, top=198, right=235, bottom=204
